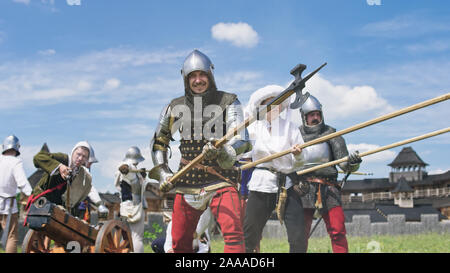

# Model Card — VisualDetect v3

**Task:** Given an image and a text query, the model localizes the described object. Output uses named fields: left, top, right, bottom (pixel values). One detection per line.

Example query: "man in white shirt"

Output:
left=0, top=135, right=33, bottom=253
left=243, top=85, right=303, bottom=253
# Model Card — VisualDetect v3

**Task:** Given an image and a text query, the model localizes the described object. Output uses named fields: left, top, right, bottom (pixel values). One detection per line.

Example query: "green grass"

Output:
left=5, top=232, right=449, bottom=253
left=209, top=232, right=450, bottom=253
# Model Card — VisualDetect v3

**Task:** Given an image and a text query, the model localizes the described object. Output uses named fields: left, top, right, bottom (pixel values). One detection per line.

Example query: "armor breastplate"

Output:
left=293, top=142, right=332, bottom=171
left=177, top=110, right=240, bottom=188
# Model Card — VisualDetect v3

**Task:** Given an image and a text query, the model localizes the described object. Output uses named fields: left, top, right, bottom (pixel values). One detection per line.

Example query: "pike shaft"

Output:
left=241, top=93, right=450, bottom=170
left=296, top=127, right=450, bottom=176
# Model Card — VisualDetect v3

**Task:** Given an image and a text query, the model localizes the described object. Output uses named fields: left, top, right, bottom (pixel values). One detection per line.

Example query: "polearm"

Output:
left=307, top=127, right=449, bottom=239
left=338, top=171, right=373, bottom=176
left=296, top=127, right=450, bottom=177
left=161, top=62, right=328, bottom=189
left=240, top=93, right=450, bottom=170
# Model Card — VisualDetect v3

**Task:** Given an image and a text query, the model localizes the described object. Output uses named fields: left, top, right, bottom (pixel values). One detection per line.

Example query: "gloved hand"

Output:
left=160, top=177, right=174, bottom=192
left=119, top=164, right=129, bottom=175
left=348, top=151, right=362, bottom=165
left=202, top=141, right=219, bottom=160
left=140, top=168, right=147, bottom=179
left=216, top=144, right=237, bottom=169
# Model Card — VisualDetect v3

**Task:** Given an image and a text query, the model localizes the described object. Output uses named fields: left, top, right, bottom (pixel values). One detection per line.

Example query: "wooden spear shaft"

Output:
left=296, top=127, right=450, bottom=176
left=240, top=93, right=450, bottom=170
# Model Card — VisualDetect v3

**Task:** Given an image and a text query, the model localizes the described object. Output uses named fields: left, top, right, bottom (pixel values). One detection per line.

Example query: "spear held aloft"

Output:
left=160, top=62, right=327, bottom=189
left=296, top=127, right=450, bottom=177
left=240, top=92, right=450, bottom=170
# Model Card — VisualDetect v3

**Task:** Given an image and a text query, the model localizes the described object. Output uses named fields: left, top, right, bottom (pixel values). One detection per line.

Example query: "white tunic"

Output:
left=0, top=155, right=33, bottom=214
left=247, top=118, right=304, bottom=193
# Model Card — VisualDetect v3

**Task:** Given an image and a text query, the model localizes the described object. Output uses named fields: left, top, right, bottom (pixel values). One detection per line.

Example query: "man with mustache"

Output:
left=150, top=49, right=251, bottom=253
left=285, top=95, right=362, bottom=253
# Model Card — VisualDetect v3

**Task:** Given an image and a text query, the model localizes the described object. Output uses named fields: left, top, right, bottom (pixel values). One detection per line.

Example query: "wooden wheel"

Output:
left=22, top=230, right=66, bottom=253
left=94, top=220, right=133, bottom=253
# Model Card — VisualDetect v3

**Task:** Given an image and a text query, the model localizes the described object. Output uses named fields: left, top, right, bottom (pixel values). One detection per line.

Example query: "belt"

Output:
left=305, top=177, right=340, bottom=189
left=180, top=158, right=236, bottom=185
left=305, top=177, right=339, bottom=210
left=255, top=166, right=279, bottom=173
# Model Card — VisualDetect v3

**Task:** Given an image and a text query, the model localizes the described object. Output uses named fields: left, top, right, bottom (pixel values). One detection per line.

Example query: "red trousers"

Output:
left=304, top=207, right=348, bottom=253
left=171, top=187, right=245, bottom=253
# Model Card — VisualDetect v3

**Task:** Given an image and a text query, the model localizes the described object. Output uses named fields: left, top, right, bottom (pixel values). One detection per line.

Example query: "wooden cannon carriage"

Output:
left=22, top=197, right=133, bottom=253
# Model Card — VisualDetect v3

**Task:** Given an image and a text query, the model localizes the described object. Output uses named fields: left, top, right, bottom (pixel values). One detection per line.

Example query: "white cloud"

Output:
left=299, top=74, right=394, bottom=122
left=211, top=22, right=259, bottom=48
left=66, top=0, right=81, bottom=6
left=104, top=78, right=121, bottom=90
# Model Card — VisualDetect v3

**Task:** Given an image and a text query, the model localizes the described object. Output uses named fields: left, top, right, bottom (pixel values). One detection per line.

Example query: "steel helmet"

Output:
left=2, top=135, right=21, bottom=155
left=181, top=49, right=216, bottom=90
left=300, top=95, right=324, bottom=129
left=123, top=146, right=145, bottom=165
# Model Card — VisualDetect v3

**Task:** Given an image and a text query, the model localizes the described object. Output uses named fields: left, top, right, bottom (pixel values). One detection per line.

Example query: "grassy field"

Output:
left=207, top=232, right=450, bottom=253
left=4, top=232, right=449, bottom=253
left=141, top=232, right=450, bottom=253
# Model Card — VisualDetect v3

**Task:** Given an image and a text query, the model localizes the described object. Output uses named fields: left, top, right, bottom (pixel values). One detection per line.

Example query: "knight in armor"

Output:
left=28, top=141, right=108, bottom=219
left=150, top=49, right=252, bottom=253
left=115, top=146, right=148, bottom=253
left=242, top=85, right=304, bottom=253
left=0, top=135, right=33, bottom=253
left=287, top=95, right=362, bottom=253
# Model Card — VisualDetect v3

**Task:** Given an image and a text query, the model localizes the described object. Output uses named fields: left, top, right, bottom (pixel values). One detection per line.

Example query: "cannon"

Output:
left=22, top=197, right=133, bottom=253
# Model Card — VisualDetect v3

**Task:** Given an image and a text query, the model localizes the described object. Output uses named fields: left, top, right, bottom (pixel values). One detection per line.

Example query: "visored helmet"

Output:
left=2, top=135, right=21, bottom=155
left=123, top=146, right=145, bottom=165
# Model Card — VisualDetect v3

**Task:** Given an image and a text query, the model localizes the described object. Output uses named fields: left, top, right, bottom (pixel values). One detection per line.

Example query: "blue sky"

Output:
left=1, top=0, right=449, bottom=193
